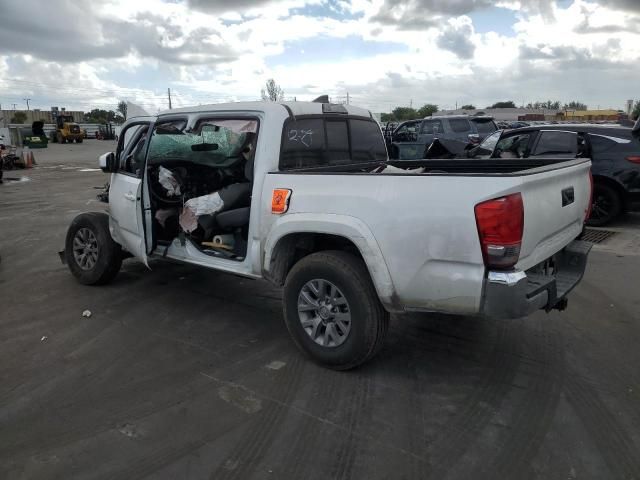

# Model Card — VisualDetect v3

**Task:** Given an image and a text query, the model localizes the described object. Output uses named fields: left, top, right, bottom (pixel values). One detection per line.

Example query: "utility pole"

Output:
left=346, top=92, right=350, bottom=105
left=12, top=103, right=17, bottom=110
left=409, top=99, right=413, bottom=108
left=167, top=88, right=172, bottom=109
left=24, top=98, right=31, bottom=110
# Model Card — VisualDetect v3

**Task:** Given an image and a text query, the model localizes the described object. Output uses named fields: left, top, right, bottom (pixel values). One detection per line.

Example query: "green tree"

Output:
left=117, top=100, right=127, bottom=120
left=632, top=101, right=640, bottom=120
left=460, top=104, right=475, bottom=110
left=391, top=106, right=418, bottom=121
left=489, top=101, right=516, bottom=108
left=84, top=109, right=119, bottom=124
left=417, top=104, right=438, bottom=117
left=261, top=79, right=284, bottom=102
left=564, top=101, right=587, bottom=110
left=10, top=111, right=27, bottom=123
left=380, top=113, right=394, bottom=122
left=526, top=100, right=561, bottom=109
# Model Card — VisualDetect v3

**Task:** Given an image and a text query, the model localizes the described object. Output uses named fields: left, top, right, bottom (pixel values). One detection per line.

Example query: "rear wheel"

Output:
left=587, top=183, right=621, bottom=227
left=65, top=212, right=122, bottom=285
left=283, top=251, right=389, bottom=370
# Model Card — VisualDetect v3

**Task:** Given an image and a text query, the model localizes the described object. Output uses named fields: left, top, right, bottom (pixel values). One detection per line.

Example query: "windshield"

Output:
left=147, top=119, right=258, bottom=167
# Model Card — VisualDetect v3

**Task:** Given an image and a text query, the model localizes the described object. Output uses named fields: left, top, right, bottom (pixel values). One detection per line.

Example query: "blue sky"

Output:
left=0, top=0, right=638, bottom=114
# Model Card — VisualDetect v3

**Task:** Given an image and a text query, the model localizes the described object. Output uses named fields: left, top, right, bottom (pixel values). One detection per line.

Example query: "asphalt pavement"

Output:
left=1, top=141, right=640, bottom=480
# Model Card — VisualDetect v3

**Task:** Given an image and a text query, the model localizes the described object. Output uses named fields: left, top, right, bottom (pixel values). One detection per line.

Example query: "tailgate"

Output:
left=516, top=159, right=591, bottom=270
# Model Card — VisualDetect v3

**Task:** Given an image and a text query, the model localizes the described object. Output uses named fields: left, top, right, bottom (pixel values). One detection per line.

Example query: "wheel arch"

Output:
left=592, top=174, right=628, bottom=210
left=263, top=214, right=401, bottom=312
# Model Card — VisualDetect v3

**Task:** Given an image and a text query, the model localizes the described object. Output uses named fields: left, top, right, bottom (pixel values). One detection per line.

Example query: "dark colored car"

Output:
left=389, top=115, right=498, bottom=160
left=468, top=124, right=640, bottom=226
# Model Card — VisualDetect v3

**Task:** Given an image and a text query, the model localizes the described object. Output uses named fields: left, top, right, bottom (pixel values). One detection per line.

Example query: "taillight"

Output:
left=475, top=193, right=524, bottom=270
left=626, top=156, right=640, bottom=164
left=468, top=134, right=480, bottom=144
left=585, top=171, right=593, bottom=222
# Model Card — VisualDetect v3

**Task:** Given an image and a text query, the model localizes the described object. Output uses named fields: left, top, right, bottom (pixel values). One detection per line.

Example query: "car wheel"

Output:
left=65, top=212, right=122, bottom=285
left=587, top=183, right=621, bottom=227
left=283, top=250, right=389, bottom=370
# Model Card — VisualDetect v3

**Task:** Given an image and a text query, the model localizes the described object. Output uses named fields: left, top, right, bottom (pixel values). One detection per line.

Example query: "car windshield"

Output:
left=147, top=119, right=258, bottom=167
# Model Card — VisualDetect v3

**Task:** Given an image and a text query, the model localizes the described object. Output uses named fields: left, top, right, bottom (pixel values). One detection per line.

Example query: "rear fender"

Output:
left=263, top=213, right=401, bottom=311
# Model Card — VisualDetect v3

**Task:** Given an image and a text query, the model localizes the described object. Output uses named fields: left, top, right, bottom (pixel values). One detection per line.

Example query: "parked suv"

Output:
left=468, top=124, right=640, bottom=226
left=390, top=115, right=497, bottom=160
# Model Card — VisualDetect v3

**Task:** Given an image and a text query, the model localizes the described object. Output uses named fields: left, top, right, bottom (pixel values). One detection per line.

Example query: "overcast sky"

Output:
left=0, top=0, right=638, bottom=113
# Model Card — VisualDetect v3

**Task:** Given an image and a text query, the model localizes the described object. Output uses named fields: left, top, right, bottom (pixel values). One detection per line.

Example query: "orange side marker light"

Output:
left=272, top=189, right=292, bottom=214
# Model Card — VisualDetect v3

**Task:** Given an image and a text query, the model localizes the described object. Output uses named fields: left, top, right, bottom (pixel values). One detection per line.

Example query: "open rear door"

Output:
left=108, top=119, right=154, bottom=267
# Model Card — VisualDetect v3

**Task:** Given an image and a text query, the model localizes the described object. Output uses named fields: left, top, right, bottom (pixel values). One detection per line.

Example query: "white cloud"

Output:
left=0, top=0, right=638, bottom=113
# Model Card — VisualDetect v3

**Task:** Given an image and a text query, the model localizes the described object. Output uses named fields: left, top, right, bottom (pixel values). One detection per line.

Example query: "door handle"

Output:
left=124, top=192, right=136, bottom=201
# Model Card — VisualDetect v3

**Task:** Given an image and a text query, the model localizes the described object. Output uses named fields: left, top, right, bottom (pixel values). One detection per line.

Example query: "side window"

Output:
left=394, top=121, right=418, bottom=142
left=118, top=124, right=149, bottom=176
left=421, top=119, right=444, bottom=134
left=532, top=131, right=577, bottom=157
left=449, top=118, right=471, bottom=133
left=349, top=119, right=387, bottom=162
left=280, top=118, right=326, bottom=169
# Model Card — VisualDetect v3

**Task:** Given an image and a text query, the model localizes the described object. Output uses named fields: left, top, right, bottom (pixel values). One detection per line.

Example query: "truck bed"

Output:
left=263, top=157, right=592, bottom=315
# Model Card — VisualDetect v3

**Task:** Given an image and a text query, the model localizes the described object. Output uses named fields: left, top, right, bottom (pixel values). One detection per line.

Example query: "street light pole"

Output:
left=24, top=98, right=31, bottom=110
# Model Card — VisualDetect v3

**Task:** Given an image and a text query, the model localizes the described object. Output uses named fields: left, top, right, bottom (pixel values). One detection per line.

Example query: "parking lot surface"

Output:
left=1, top=141, right=640, bottom=479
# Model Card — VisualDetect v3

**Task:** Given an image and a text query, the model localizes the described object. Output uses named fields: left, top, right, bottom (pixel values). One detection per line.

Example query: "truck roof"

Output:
left=158, top=101, right=372, bottom=119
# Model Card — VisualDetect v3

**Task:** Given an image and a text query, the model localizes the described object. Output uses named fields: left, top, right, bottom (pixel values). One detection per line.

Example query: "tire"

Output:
left=283, top=250, right=389, bottom=370
left=65, top=212, right=122, bottom=285
left=76, top=138, right=83, bottom=144
left=587, top=183, right=622, bottom=227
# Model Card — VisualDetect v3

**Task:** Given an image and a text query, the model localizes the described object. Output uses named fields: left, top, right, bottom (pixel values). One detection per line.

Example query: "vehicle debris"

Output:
left=158, top=166, right=181, bottom=196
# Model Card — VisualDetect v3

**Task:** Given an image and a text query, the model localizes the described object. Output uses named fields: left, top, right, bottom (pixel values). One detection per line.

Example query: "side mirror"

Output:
left=99, top=152, right=116, bottom=173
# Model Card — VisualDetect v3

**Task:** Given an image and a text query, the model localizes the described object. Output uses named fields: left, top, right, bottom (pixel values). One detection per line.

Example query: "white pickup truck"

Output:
left=62, top=100, right=592, bottom=369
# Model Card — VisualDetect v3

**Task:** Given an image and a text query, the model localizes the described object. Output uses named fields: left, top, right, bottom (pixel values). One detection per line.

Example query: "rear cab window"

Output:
left=280, top=116, right=386, bottom=170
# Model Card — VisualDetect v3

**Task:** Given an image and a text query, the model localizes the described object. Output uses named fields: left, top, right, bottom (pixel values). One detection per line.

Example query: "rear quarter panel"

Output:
left=262, top=172, right=526, bottom=314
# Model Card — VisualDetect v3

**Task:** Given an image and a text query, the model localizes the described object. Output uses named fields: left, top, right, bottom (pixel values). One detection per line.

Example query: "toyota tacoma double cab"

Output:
left=62, top=100, right=592, bottom=369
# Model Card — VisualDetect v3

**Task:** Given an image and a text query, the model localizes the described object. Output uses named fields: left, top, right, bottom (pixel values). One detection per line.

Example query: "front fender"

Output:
left=263, top=213, right=401, bottom=312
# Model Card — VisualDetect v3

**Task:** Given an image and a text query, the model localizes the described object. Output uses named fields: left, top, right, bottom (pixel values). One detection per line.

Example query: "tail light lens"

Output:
left=625, top=156, right=640, bottom=164
left=585, top=171, right=593, bottom=222
left=475, top=193, right=524, bottom=270
left=468, top=133, right=480, bottom=144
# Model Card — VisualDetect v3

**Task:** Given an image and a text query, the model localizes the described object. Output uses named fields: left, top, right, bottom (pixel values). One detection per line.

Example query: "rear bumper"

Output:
left=481, top=240, right=592, bottom=320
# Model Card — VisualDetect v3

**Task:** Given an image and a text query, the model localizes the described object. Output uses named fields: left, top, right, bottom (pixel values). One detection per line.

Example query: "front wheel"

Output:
left=283, top=251, right=389, bottom=370
left=65, top=212, right=122, bottom=285
left=587, top=183, right=622, bottom=227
